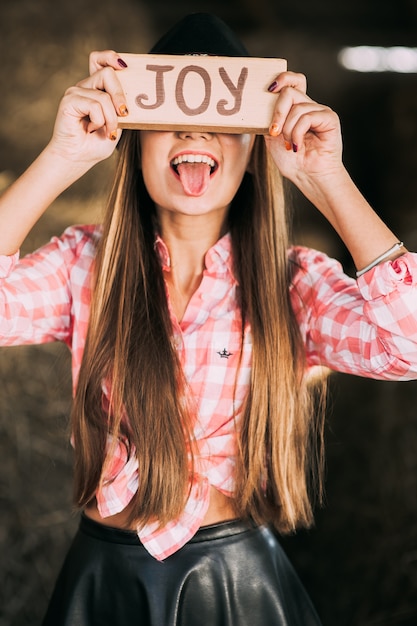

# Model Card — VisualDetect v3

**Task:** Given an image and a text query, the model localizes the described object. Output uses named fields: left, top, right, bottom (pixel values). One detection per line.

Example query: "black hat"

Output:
left=149, top=13, right=250, bottom=57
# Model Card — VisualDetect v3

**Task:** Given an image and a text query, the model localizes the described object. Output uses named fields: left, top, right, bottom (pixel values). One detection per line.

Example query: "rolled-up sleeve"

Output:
left=0, top=252, right=19, bottom=278
left=290, top=246, right=417, bottom=381
left=0, top=225, right=97, bottom=347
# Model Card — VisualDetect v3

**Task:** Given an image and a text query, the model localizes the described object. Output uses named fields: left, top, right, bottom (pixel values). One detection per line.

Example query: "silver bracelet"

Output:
left=356, top=242, right=404, bottom=277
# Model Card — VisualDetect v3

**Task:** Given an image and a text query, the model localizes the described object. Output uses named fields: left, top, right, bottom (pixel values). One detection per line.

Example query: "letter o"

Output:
left=175, top=65, right=211, bottom=116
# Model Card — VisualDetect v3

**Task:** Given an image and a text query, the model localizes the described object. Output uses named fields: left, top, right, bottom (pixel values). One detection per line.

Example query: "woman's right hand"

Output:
left=0, top=52, right=129, bottom=256
left=47, top=51, right=129, bottom=168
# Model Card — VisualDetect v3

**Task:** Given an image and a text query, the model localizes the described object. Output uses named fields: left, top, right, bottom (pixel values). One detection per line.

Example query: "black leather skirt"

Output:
left=42, top=514, right=321, bottom=625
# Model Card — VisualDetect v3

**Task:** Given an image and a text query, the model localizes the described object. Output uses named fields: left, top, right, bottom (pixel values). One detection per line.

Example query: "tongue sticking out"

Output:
left=177, top=162, right=211, bottom=196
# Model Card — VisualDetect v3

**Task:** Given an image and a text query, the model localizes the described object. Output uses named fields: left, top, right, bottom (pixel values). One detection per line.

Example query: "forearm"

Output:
left=0, top=145, right=94, bottom=256
left=266, top=73, right=407, bottom=271
left=294, top=166, right=405, bottom=272
left=0, top=54, right=130, bottom=257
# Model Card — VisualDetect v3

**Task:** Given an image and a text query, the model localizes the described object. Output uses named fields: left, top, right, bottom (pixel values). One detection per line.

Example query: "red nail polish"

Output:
left=292, top=143, right=298, bottom=153
left=268, top=81, right=277, bottom=92
left=117, top=58, right=128, bottom=68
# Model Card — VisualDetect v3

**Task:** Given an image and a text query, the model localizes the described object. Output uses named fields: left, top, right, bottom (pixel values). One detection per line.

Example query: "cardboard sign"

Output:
left=117, top=54, right=287, bottom=134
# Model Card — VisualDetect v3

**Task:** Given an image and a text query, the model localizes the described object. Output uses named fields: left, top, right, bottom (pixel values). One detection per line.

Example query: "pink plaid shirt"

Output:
left=2, top=224, right=417, bottom=560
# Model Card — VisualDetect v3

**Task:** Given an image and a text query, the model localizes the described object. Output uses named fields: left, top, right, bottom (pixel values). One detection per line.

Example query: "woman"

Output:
left=1, top=13, right=416, bottom=626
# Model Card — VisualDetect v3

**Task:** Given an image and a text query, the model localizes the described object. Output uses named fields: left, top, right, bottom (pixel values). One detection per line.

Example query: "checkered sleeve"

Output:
left=290, top=247, right=417, bottom=380
left=0, top=225, right=98, bottom=347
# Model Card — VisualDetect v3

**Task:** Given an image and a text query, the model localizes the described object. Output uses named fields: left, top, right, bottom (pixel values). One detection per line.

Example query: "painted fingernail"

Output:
left=285, top=140, right=292, bottom=151
left=117, top=58, right=128, bottom=68
left=109, top=130, right=118, bottom=141
left=269, top=123, right=280, bottom=137
left=268, top=81, right=277, bottom=92
left=119, top=103, right=129, bottom=116
left=292, top=143, right=298, bottom=153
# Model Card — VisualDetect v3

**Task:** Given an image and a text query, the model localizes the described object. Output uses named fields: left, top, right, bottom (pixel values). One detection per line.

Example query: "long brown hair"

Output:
left=72, top=130, right=326, bottom=532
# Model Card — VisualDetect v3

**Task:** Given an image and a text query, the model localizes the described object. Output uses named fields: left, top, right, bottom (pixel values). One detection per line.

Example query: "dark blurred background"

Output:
left=1, top=1, right=417, bottom=624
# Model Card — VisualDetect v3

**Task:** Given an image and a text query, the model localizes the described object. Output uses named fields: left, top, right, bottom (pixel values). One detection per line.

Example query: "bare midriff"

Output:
left=84, top=485, right=237, bottom=531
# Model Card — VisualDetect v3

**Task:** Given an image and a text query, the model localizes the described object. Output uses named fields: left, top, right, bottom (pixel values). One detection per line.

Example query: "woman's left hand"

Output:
left=265, top=72, right=344, bottom=190
left=264, top=72, right=405, bottom=271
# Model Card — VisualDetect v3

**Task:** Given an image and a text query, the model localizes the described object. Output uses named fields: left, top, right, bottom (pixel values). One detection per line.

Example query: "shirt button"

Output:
left=172, top=336, right=182, bottom=349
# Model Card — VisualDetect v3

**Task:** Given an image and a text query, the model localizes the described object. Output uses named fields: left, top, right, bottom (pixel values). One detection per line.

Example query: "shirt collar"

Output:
left=154, top=232, right=237, bottom=281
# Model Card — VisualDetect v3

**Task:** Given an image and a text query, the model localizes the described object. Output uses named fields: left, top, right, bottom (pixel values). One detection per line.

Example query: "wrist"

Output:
left=42, top=141, right=98, bottom=182
left=356, top=242, right=406, bottom=277
left=292, top=164, right=351, bottom=210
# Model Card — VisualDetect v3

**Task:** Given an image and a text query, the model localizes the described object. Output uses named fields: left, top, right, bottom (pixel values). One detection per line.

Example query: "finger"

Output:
left=89, top=50, right=129, bottom=75
left=268, top=85, right=312, bottom=137
left=282, top=106, right=340, bottom=153
left=77, top=66, right=129, bottom=120
left=267, top=71, right=307, bottom=96
left=63, top=85, right=120, bottom=140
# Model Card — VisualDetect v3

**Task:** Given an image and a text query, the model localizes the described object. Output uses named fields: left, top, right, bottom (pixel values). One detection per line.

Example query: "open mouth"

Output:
left=170, top=153, right=218, bottom=176
left=170, top=153, right=219, bottom=196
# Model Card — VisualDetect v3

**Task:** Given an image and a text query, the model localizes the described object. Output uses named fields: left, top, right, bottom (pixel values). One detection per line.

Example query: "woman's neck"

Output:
left=157, top=210, right=228, bottom=321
